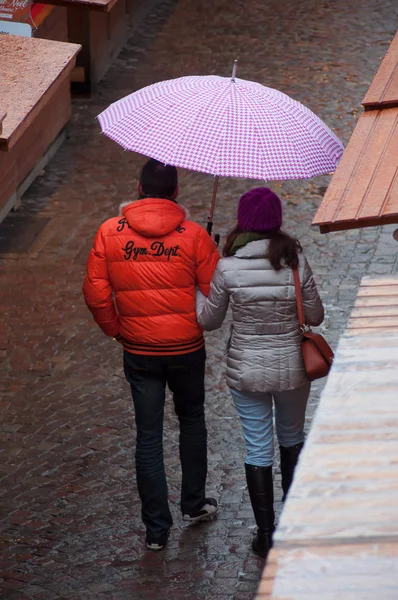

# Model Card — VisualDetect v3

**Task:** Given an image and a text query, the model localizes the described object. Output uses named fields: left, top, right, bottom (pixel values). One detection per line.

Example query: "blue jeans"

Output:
left=230, top=383, right=311, bottom=467
left=124, top=347, right=207, bottom=539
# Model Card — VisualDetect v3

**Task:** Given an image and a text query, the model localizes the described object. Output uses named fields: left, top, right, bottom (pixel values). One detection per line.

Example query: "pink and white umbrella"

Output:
left=98, top=64, right=344, bottom=232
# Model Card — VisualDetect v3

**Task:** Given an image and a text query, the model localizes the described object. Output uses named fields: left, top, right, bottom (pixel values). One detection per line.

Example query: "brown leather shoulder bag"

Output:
left=292, top=267, right=334, bottom=381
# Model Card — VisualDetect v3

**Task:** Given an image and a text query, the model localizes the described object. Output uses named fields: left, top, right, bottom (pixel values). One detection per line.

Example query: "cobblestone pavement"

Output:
left=1, top=1, right=398, bottom=598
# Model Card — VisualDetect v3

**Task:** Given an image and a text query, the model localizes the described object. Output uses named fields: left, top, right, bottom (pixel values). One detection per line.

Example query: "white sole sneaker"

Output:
left=146, top=541, right=166, bottom=551
left=146, top=531, right=169, bottom=551
left=183, top=498, right=218, bottom=523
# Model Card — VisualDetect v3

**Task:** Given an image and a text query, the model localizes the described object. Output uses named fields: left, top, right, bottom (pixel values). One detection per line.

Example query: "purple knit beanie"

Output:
left=237, top=187, right=282, bottom=232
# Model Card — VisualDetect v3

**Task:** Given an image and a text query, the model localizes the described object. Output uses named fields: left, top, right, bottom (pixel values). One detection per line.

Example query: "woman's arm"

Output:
left=301, top=256, right=324, bottom=326
left=196, top=262, right=230, bottom=331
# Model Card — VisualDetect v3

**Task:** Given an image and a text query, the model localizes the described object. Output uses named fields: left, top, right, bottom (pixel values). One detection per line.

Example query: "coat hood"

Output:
left=122, top=198, right=186, bottom=237
left=234, top=239, right=269, bottom=259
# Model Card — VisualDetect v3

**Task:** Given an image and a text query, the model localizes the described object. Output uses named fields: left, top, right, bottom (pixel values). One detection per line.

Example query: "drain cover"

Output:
left=0, top=215, right=51, bottom=254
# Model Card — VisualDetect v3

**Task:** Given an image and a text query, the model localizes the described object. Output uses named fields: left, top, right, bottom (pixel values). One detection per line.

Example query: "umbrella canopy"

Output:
left=98, top=74, right=344, bottom=181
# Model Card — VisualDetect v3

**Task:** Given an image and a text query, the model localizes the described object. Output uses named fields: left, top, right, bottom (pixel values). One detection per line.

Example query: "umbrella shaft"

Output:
left=208, top=175, right=219, bottom=227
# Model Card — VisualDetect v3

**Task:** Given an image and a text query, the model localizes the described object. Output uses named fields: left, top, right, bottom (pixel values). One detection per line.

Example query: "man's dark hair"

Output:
left=139, top=158, right=178, bottom=200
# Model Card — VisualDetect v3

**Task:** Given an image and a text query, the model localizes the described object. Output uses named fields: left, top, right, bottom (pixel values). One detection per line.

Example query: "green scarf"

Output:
left=230, top=232, right=268, bottom=255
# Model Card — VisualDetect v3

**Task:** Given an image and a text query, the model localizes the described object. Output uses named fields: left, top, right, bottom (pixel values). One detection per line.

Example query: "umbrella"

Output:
left=98, top=62, right=344, bottom=234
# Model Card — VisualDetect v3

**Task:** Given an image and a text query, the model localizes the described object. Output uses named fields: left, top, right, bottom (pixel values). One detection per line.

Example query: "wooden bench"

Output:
left=0, top=35, right=80, bottom=223
left=313, top=29, right=398, bottom=235
left=34, top=0, right=150, bottom=93
left=256, top=275, right=398, bottom=599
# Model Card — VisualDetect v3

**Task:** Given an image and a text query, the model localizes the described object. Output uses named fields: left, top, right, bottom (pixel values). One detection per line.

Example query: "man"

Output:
left=83, top=159, right=220, bottom=551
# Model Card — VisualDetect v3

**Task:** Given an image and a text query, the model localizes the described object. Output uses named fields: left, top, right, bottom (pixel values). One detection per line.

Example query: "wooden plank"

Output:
left=319, top=214, right=398, bottom=233
left=350, top=305, right=398, bottom=318
left=347, top=316, right=398, bottom=328
left=313, top=109, right=398, bottom=231
left=360, top=276, right=398, bottom=287
left=257, top=543, right=398, bottom=600
left=356, top=284, right=398, bottom=297
left=363, top=30, right=398, bottom=110
left=354, top=295, right=398, bottom=307
left=0, top=36, right=80, bottom=151
left=345, top=326, right=398, bottom=334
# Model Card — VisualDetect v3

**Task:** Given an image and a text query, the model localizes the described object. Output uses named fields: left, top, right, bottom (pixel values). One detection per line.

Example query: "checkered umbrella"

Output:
left=98, top=67, right=344, bottom=232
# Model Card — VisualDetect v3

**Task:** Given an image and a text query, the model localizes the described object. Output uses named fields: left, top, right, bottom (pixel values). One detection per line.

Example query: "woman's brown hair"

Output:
left=223, top=226, right=302, bottom=270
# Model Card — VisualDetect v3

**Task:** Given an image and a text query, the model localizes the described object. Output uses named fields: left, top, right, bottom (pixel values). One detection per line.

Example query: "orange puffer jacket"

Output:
left=83, top=198, right=220, bottom=355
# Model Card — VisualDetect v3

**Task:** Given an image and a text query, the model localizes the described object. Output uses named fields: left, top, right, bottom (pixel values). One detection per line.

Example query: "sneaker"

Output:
left=182, top=498, right=218, bottom=523
left=146, top=530, right=169, bottom=551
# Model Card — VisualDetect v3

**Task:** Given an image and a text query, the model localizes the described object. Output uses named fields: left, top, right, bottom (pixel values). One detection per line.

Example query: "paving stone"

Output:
left=1, top=0, right=397, bottom=598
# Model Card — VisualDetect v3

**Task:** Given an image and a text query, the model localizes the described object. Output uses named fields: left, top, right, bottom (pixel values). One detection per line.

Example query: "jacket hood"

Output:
left=122, top=198, right=186, bottom=237
left=234, top=239, right=269, bottom=259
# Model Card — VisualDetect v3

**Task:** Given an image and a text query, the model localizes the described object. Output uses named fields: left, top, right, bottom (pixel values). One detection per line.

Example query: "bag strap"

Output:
left=292, top=266, right=306, bottom=328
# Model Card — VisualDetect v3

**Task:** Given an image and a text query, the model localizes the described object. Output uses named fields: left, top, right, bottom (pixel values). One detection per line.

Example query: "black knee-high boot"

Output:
left=245, top=464, right=275, bottom=559
left=279, top=442, right=304, bottom=501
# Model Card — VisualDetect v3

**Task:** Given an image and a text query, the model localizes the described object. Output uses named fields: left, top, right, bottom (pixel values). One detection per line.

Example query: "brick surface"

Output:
left=1, top=0, right=398, bottom=599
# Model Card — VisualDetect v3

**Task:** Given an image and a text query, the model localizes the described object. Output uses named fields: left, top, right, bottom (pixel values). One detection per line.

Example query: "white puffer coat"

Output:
left=197, top=240, right=324, bottom=393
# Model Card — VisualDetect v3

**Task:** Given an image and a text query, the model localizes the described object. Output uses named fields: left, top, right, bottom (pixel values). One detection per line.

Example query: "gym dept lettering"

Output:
left=122, top=240, right=180, bottom=261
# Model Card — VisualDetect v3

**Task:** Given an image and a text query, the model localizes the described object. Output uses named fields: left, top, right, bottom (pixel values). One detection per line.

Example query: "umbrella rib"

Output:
left=157, top=82, right=232, bottom=171
left=111, top=80, right=229, bottom=169
left=237, top=82, right=341, bottom=178
left=234, top=86, right=302, bottom=179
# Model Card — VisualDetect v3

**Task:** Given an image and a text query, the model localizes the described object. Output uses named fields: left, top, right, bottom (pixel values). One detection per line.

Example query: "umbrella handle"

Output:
left=207, top=175, right=219, bottom=236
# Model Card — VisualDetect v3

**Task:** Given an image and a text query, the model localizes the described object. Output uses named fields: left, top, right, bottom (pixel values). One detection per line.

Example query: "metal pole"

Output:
left=207, top=175, right=219, bottom=235
left=231, top=59, right=238, bottom=82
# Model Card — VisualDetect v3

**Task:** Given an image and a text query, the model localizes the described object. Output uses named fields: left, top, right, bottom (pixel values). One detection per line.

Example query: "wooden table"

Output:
left=0, top=35, right=80, bottom=223
left=0, top=111, right=6, bottom=137
left=256, top=275, right=398, bottom=599
left=35, top=0, right=136, bottom=93
left=312, top=30, right=398, bottom=234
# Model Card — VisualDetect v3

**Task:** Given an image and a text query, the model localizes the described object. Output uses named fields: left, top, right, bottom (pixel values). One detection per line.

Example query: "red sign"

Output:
left=0, top=1, right=49, bottom=29
left=0, top=0, right=32, bottom=23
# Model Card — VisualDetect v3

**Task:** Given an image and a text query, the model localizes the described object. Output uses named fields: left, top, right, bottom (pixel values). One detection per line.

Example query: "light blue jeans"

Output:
left=230, top=383, right=311, bottom=467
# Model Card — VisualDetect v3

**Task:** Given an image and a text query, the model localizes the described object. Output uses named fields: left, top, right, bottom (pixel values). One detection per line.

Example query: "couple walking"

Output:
left=83, top=159, right=324, bottom=558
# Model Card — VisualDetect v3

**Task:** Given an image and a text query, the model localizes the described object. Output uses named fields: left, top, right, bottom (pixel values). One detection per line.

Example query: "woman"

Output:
left=196, top=187, right=324, bottom=559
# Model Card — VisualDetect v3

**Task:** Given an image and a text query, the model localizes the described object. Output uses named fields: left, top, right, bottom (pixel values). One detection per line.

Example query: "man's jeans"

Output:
left=230, top=383, right=311, bottom=467
left=124, top=347, right=207, bottom=539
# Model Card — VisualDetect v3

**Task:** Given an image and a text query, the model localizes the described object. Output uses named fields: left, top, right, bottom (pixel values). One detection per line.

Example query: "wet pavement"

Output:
left=1, top=0, right=398, bottom=598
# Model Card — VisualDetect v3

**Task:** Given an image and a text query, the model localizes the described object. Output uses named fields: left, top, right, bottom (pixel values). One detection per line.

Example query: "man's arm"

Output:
left=82, top=226, right=120, bottom=337
left=195, top=228, right=220, bottom=296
